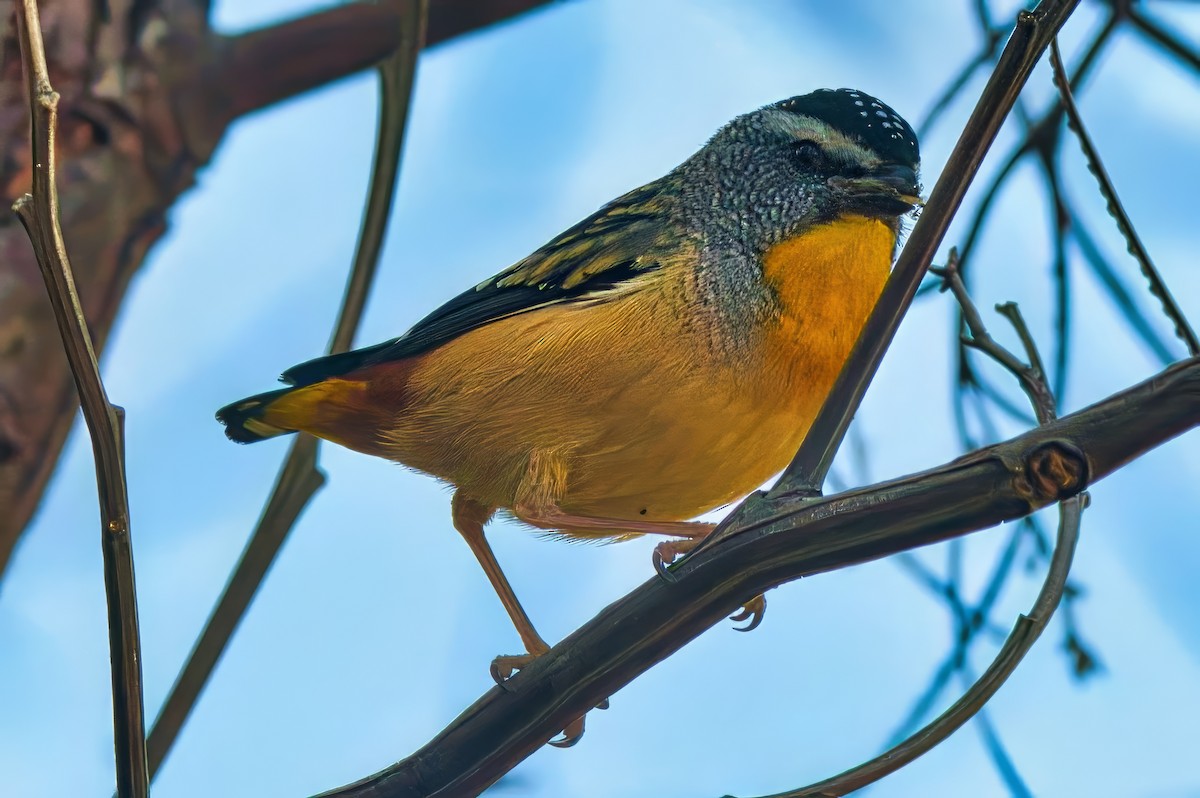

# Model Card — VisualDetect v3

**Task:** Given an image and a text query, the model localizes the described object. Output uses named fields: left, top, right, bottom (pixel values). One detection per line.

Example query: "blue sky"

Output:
left=2, top=2, right=1199, bottom=796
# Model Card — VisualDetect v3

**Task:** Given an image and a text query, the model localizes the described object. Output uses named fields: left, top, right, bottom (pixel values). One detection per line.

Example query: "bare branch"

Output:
left=1070, top=217, right=1174, bottom=364
left=1049, top=38, right=1200, bottom=356
left=143, top=0, right=429, bottom=782
left=934, top=253, right=1056, bottom=422
left=317, top=356, right=1200, bottom=798
left=215, top=0, right=558, bottom=125
left=10, top=1, right=147, bottom=796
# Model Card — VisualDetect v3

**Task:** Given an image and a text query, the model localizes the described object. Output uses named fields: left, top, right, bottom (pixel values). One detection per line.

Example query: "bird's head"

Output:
left=679, top=88, right=921, bottom=251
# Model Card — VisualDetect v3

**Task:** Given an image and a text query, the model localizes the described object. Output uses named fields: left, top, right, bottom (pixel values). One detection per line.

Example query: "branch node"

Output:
left=1017, top=440, right=1089, bottom=503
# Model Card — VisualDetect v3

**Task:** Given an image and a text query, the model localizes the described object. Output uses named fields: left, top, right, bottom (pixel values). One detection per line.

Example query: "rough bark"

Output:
left=0, top=0, right=555, bottom=578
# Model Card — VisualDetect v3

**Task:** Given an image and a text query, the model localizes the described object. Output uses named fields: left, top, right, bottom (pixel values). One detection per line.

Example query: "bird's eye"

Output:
left=791, top=140, right=825, bottom=165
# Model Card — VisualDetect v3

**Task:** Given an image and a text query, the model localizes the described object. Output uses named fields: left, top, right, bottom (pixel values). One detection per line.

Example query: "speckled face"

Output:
left=677, top=88, right=921, bottom=255
left=776, top=88, right=919, bottom=170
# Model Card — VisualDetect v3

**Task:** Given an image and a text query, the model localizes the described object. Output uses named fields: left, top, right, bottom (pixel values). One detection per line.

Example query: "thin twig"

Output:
left=143, top=1, right=429, bottom=781
left=887, top=519, right=1028, bottom=748
left=10, top=1, right=147, bottom=796
left=936, top=253, right=1057, bottom=422
left=1050, top=38, right=1200, bottom=356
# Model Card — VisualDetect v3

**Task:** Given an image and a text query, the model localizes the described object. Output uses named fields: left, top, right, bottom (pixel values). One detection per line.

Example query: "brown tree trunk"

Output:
left=0, top=0, right=554, bottom=578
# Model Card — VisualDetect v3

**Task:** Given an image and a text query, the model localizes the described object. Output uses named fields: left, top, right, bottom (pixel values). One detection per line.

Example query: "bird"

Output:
left=218, top=86, right=919, bottom=692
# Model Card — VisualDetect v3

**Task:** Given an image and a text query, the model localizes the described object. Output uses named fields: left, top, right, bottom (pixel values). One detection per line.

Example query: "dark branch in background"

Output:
left=215, top=0, right=555, bottom=126
left=1049, top=38, right=1200, bottom=356
left=773, top=501, right=1081, bottom=798
left=10, top=2, right=147, bottom=796
left=320, top=355, right=1200, bottom=798
left=1127, top=3, right=1200, bottom=76
left=143, top=1, right=429, bottom=782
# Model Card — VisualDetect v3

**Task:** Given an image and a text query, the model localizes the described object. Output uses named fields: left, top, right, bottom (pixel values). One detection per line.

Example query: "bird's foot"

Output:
left=729, top=593, right=767, bottom=632
left=490, top=645, right=610, bottom=748
left=489, top=645, right=549, bottom=685
left=651, top=537, right=699, bottom=577
left=651, top=541, right=768, bottom=631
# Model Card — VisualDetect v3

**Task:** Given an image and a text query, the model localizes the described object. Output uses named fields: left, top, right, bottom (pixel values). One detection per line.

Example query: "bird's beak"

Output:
left=831, top=163, right=922, bottom=216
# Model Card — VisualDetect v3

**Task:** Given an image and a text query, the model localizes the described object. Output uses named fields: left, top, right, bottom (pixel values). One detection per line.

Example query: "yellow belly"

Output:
left=379, top=215, right=894, bottom=525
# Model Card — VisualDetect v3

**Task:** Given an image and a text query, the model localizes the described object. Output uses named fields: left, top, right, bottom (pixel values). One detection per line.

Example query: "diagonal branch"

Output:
left=319, top=356, right=1200, bottom=798
left=1049, top=38, right=1199, bottom=356
left=10, top=1, right=147, bottom=796
left=1127, top=5, right=1200, bottom=76
left=212, top=0, right=558, bottom=131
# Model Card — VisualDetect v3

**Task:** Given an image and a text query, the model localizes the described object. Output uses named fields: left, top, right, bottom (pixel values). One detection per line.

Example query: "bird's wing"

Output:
left=280, top=181, right=676, bottom=387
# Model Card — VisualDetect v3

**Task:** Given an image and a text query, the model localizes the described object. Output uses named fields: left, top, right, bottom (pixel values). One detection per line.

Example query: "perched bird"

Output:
left=218, top=87, right=919, bottom=683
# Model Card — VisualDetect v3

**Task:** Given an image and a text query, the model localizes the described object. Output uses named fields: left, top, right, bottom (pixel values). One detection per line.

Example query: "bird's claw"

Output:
left=652, top=538, right=699, bottom=581
left=730, top=593, right=767, bottom=632
left=550, top=715, right=586, bottom=748
left=548, top=697, right=612, bottom=748
left=490, top=651, right=540, bottom=686
left=490, top=650, right=609, bottom=747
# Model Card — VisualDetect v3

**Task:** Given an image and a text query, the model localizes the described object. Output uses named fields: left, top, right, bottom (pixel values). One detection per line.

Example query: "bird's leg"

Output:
left=513, top=503, right=767, bottom=631
left=451, top=492, right=550, bottom=678
left=452, top=493, right=596, bottom=748
left=451, top=492, right=595, bottom=748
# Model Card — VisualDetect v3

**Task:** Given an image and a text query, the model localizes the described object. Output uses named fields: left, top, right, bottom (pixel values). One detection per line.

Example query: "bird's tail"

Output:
left=215, top=387, right=300, bottom=443
left=217, top=378, right=378, bottom=446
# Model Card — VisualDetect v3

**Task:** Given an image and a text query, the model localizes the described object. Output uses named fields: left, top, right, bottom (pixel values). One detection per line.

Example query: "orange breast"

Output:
left=756, top=214, right=895, bottom=403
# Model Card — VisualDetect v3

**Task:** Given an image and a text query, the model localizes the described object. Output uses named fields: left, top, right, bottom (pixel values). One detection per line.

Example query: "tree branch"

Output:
left=1049, top=38, right=1199, bottom=356
left=10, top=1, right=147, bottom=795
left=318, top=356, right=1200, bottom=798
left=212, top=0, right=558, bottom=130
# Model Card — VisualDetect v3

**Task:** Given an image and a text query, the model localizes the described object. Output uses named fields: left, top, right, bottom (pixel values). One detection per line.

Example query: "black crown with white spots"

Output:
left=777, top=88, right=919, bottom=168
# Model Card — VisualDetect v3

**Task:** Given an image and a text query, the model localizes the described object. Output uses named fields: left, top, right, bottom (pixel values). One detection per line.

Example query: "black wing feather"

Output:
left=280, top=181, right=673, bottom=388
